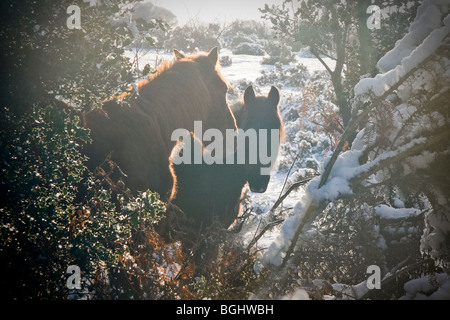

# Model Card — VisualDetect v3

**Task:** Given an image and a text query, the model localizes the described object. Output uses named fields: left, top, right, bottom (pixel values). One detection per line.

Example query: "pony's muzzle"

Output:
left=250, top=185, right=268, bottom=193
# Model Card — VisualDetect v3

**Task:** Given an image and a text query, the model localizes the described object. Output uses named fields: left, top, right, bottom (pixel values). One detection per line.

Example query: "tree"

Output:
left=260, top=0, right=421, bottom=130
left=256, top=0, right=450, bottom=299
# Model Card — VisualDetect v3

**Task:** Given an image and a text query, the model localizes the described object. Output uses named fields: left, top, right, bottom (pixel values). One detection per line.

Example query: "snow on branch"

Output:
left=355, top=5, right=450, bottom=96
left=260, top=0, right=450, bottom=270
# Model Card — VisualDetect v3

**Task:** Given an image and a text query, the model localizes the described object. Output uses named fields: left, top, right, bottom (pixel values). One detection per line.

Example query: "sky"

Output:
left=150, top=0, right=284, bottom=25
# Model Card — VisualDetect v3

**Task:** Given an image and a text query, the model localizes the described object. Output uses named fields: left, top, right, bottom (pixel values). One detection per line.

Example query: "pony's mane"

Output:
left=107, top=59, right=175, bottom=101
left=171, top=51, right=230, bottom=87
left=108, top=51, right=230, bottom=102
left=96, top=49, right=235, bottom=150
left=148, top=59, right=174, bottom=81
left=136, top=58, right=211, bottom=116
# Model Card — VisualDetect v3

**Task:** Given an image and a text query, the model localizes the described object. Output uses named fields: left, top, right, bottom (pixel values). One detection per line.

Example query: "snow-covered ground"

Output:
left=219, top=48, right=336, bottom=83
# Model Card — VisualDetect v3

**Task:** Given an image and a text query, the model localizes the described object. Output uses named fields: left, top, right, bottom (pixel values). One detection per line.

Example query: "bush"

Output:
left=165, top=21, right=221, bottom=53
left=262, top=41, right=297, bottom=65
left=0, top=103, right=170, bottom=299
left=220, top=55, right=232, bottom=67
left=257, top=62, right=308, bottom=88
left=221, top=20, right=270, bottom=50
left=0, top=103, right=96, bottom=299
left=232, top=42, right=265, bottom=56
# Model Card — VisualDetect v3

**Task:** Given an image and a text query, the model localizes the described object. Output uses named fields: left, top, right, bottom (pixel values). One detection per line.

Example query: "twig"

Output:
left=278, top=153, right=299, bottom=200
left=270, top=176, right=315, bottom=213
left=246, top=219, right=284, bottom=251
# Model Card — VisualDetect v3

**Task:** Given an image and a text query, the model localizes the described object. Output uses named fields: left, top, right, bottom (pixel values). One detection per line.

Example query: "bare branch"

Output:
left=310, top=47, right=334, bottom=75
left=271, top=176, right=315, bottom=213
left=246, top=219, right=284, bottom=251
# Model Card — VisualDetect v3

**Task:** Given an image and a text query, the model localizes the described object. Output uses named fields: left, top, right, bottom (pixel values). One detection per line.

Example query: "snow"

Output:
left=312, top=149, right=364, bottom=201
left=422, top=209, right=450, bottom=265
left=354, top=0, right=450, bottom=97
left=260, top=191, right=313, bottom=266
left=401, top=273, right=450, bottom=300
left=280, top=288, right=310, bottom=300
left=405, top=151, right=437, bottom=171
left=220, top=48, right=267, bottom=84
left=331, top=281, right=369, bottom=300
left=124, top=47, right=335, bottom=86
left=377, top=3, right=443, bottom=72
left=374, top=204, right=422, bottom=219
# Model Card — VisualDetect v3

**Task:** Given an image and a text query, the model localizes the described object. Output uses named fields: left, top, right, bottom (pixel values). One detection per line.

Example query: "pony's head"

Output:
left=238, top=85, right=283, bottom=193
left=166, top=86, right=283, bottom=231
left=171, top=47, right=236, bottom=131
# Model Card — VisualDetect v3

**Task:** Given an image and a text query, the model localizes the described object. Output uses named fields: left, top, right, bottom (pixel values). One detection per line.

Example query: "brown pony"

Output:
left=168, top=86, right=283, bottom=230
left=81, top=48, right=236, bottom=201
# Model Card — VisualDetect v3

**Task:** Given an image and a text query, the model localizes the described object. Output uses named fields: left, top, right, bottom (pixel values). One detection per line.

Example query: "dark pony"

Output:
left=81, top=48, right=236, bottom=201
left=168, top=86, right=283, bottom=230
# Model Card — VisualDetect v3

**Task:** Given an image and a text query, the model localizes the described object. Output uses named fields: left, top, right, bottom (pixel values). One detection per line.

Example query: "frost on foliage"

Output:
left=260, top=0, right=450, bottom=271
left=374, top=204, right=422, bottom=219
left=400, top=273, right=450, bottom=300
left=331, top=281, right=369, bottom=300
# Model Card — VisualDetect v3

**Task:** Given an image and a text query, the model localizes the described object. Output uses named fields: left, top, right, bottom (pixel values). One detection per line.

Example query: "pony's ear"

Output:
left=267, top=86, right=280, bottom=108
left=244, top=85, right=256, bottom=104
left=174, top=49, right=185, bottom=61
left=207, top=47, right=219, bottom=65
